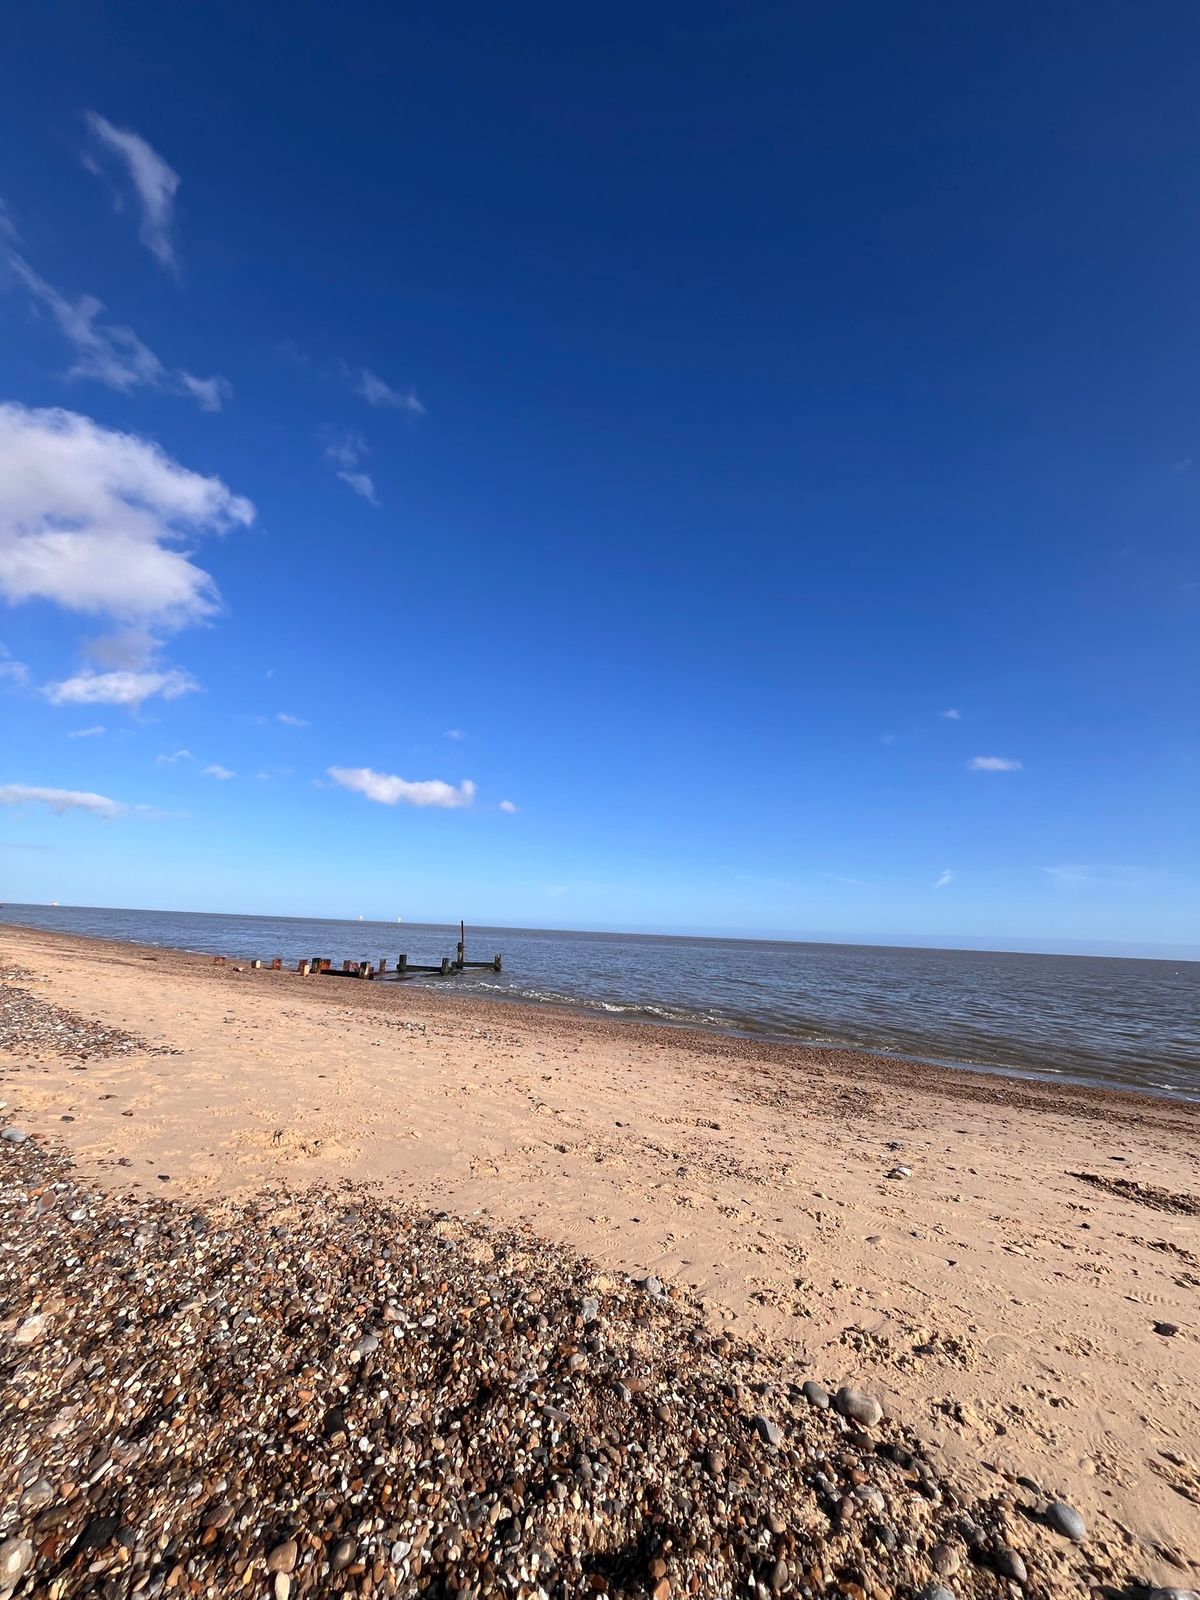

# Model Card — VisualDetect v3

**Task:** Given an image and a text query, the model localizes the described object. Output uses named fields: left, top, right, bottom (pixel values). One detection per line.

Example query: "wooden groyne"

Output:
left=224, top=923, right=501, bottom=982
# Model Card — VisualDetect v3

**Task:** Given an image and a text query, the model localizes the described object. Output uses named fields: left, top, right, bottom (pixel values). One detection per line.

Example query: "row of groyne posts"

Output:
left=214, top=922, right=501, bottom=982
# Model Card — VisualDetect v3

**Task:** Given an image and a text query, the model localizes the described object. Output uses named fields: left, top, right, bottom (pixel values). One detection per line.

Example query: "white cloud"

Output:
left=819, top=871, right=868, bottom=887
left=1040, top=864, right=1123, bottom=888
left=178, top=372, right=232, bottom=412
left=967, top=755, right=1023, bottom=772
left=156, top=748, right=192, bottom=764
left=355, top=368, right=424, bottom=414
left=935, top=868, right=955, bottom=889
left=83, top=112, right=180, bottom=272
left=337, top=470, right=379, bottom=505
left=0, top=642, right=28, bottom=686
left=328, top=766, right=476, bottom=809
left=44, top=668, right=198, bottom=708
left=940, top=708, right=961, bottom=720
left=67, top=724, right=106, bottom=738
left=276, top=712, right=309, bottom=727
left=0, top=404, right=252, bottom=632
left=0, top=782, right=125, bottom=819
left=498, top=799, right=519, bottom=813
left=445, top=728, right=465, bottom=741
left=202, top=763, right=234, bottom=780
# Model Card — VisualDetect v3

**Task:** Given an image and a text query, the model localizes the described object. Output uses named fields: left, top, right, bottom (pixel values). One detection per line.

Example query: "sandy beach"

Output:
left=2, top=922, right=1198, bottom=1591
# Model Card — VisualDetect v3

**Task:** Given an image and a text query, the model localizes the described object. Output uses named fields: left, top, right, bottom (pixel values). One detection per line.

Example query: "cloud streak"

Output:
left=83, top=112, right=180, bottom=272
left=44, top=668, right=198, bottom=708
left=328, top=766, right=476, bottom=809
left=935, top=868, right=955, bottom=888
left=0, top=782, right=127, bottom=819
left=354, top=368, right=424, bottom=414
left=968, top=755, right=1023, bottom=772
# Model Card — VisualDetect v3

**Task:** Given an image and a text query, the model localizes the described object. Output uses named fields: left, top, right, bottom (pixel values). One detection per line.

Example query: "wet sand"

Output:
left=2, top=922, right=1199, bottom=1587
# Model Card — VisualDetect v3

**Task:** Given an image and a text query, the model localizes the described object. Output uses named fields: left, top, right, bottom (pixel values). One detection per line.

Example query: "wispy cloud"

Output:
left=67, top=724, right=106, bottom=739
left=445, top=728, right=466, bottom=741
left=880, top=733, right=897, bottom=745
left=276, top=712, right=309, bottom=728
left=819, top=871, right=868, bottom=888
left=321, top=431, right=379, bottom=505
left=940, top=708, right=961, bottom=720
left=156, top=748, right=192, bottom=764
left=177, top=372, right=232, bottom=412
left=1040, top=864, right=1129, bottom=888
left=0, top=782, right=127, bottom=819
left=202, top=763, right=234, bottom=780
left=0, top=404, right=252, bottom=650
left=44, top=668, right=198, bottom=709
left=5, top=250, right=228, bottom=406
left=968, top=755, right=1023, bottom=772
left=328, top=766, right=476, bottom=809
left=354, top=368, right=424, bottom=415
left=934, top=868, right=955, bottom=888
left=498, top=799, right=519, bottom=813
left=83, top=112, right=180, bottom=273
left=0, top=643, right=29, bottom=686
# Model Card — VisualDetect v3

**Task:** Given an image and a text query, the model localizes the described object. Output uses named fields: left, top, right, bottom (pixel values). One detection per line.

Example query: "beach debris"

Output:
left=887, top=1164, right=913, bottom=1179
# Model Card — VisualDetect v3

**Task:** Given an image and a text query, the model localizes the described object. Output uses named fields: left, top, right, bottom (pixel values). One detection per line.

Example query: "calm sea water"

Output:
left=2, top=903, right=1197, bottom=1101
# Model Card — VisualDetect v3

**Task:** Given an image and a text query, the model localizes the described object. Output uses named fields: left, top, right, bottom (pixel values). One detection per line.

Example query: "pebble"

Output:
left=917, top=1587, right=955, bottom=1600
left=931, top=1542, right=961, bottom=1576
left=581, top=1295, right=600, bottom=1323
left=751, top=1415, right=782, bottom=1446
left=887, top=1166, right=912, bottom=1180
left=1, top=1128, right=28, bottom=1144
left=10, top=1312, right=48, bottom=1345
left=801, top=1380, right=830, bottom=1409
left=0, top=1538, right=34, bottom=1591
left=1147, top=1590, right=1200, bottom=1600
left=266, top=1539, right=298, bottom=1573
left=834, top=1386, right=883, bottom=1428
left=1152, top=1322, right=1179, bottom=1338
left=1045, top=1501, right=1087, bottom=1542
left=995, top=1547, right=1028, bottom=1583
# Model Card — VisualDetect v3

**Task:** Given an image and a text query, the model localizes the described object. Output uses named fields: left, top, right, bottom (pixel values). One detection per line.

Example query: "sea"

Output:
left=2, top=903, right=1197, bottom=1102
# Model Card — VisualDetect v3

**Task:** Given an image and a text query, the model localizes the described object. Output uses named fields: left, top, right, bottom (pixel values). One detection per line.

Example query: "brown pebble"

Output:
left=267, top=1539, right=298, bottom=1574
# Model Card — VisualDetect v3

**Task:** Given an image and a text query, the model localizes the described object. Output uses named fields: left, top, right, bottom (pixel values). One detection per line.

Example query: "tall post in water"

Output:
left=456, top=919, right=465, bottom=969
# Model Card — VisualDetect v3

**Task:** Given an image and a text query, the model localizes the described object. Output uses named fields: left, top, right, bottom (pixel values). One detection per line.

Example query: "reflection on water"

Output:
left=2, top=904, right=1197, bottom=1101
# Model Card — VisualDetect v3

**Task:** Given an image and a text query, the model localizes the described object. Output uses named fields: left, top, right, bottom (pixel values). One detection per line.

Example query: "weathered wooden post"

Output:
left=440, top=957, right=451, bottom=976
left=358, top=962, right=373, bottom=979
left=318, top=958, right=331, bottom=973
left=397, top=953, right=408, bottom=974
left=270, top=957, right=282, bottom=971
left=493, top=954, right=502, bottom=972
left=251, top=959, right=263, bottom=970
left=378, top=957, right=388, bottom=974
left=298, top=960, right=311, bottom=976
left=456, top=920, right=465, bottom=969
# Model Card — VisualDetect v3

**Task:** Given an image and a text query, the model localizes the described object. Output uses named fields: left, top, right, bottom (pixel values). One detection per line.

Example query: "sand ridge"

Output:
left=2, top=922, right=1198, bottom=1585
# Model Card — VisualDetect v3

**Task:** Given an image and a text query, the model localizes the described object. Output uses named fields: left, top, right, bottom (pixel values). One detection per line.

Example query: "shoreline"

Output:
left=3, top=918, right=1197, bottom=1127
left=3, top=922, right=1199, bottom=1585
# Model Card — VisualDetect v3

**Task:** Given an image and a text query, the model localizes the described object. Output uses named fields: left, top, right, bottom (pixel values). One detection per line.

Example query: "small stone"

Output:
left=351, top=1332, right=379, bottom=1359
left=652, top=1580, right=670, bottom=1600
left=11, top=1312, right=48, bottom=1346
left=0, top=1538, right=34, bottom=1590
left=834, top=1386, right=883, bottom=1428
left=917, top=1588, right=955, bottom=1600
left=751, top=1415, right=782, bottom=1446
left=855, top=1485, right=886, bottom=1516
left=330, top=1538, right=356, bottom=1572
left=1, top=1127, right=29, bottom=1144
left=770, top=1556, right=789, bottom=1590
left=1147, top=1589, right=1200, bottom=1600
left=887, top=1166, right=912, bottom=1180
left=267, top=1539, right=298, bottom=1574
left=931, top=1543, right=961, bottom=1577
left=1044, top=1501, right=1086, bottom=1542
left=801, top=1380, right=830, bottom=1409
left=1153, top=1322, right=1179, bottom=1338
left=581, top=1295, right=600, bottom=1323
left=705, top=1448, right=726, bottom=1476
left=273, top=1576, right=291, bottom=1600
left=19, top=1479, right=54, bottom=1513
left=995, top=1548, right=1027, bottom=1584
left=612, top=1381, right=632, bottom=1402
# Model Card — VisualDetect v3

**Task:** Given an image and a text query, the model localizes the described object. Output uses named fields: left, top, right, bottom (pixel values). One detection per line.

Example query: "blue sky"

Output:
left=0, top=1, right=1196, bottom=954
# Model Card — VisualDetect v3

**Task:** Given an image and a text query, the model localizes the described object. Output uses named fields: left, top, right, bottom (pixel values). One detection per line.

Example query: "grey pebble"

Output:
left=1045, top=1501, right=1087, bottom=1542
left=801, top=1379, right=830, bottom=1409
left=581, top=1294, right=600, bottom=1323
left=1146, top=1590, right=1200, bottom=1600
left=751, top=1414, right=782, bottom=1446
left=1, top=1128, right=29, bottom=1144
left=834, top=1386, right=883, bottom=1428
left=0, top=1538, right=34, bottom=1590
left=995, top=1547, right=1028, bottom=1583
left=917, top=1587, right=955, bottom=1600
